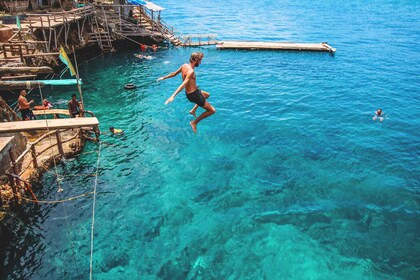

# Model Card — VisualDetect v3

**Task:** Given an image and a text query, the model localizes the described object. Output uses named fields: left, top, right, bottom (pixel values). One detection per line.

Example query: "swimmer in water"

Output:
left=109, top=127, right=124, bottom=135
left=134, top=54, right=153, bottom=60
left=373, top=108, right=384, bottom=121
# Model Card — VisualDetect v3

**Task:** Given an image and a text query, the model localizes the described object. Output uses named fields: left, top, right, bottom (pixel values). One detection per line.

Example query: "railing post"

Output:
left=8, top=149, right=20, bottom=204
left=7, top=174, right=19, bottom=205
left=3, top=45, right=7, bottom=59
left=55, top=130, right=65, bottom=156
left=24, top=181, right=38, bottom=204
left=30, top=145, right=38, bottom=169
left=19, top=45, right=24, bottom=63
left=9, top=150, right=18, bottom=176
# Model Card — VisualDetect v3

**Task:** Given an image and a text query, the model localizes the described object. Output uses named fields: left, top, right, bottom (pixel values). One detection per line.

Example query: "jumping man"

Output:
left=157, top=52, right=216, bottom=133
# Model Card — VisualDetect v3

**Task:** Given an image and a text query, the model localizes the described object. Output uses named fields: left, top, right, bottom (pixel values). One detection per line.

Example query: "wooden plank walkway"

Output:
left=0, top=117, right=99, bottom=133
left=216, top=41, right=336, bottom=52
left=32, top=109, right=70, bottom=116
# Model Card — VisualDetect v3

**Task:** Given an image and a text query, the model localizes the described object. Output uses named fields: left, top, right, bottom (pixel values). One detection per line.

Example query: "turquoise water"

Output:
left=3, top=0, right=420, bottom=279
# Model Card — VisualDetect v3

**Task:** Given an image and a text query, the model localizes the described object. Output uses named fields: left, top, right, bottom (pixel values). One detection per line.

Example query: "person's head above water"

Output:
left=376, top=108, right=382, bottom=115
left=109, top=127, right=114, bottom=132
left=190, top=52, right=204, bottom=66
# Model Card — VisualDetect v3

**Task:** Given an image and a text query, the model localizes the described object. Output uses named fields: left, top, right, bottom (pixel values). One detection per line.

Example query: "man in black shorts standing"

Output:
left=157, top=52, right=216, bottom=133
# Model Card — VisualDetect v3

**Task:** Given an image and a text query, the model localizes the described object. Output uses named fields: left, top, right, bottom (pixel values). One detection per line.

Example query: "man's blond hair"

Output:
left=190, top=52, right=204, bottom=63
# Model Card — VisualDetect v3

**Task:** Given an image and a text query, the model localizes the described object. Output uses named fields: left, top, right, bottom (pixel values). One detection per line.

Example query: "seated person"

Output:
left=43, top=99, right=53, bottom=109
left=373, top=108, right=384, bottom=121
left=109, top=127, right=124, bottom=135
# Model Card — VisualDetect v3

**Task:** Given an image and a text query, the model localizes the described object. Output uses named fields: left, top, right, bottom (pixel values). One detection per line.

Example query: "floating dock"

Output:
left=216, top=41, right=336, bottom=52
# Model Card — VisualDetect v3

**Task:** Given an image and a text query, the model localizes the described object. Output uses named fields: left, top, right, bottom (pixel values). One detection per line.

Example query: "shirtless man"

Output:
left=157, top=52, right=216, bottom=133
left=18, top=89, right=35, bottom=120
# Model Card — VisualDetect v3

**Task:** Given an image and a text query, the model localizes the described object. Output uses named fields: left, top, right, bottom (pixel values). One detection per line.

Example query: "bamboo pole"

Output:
left=0, top=66, right=53, bottom=74
left=72, top=46, right=85, bottom=117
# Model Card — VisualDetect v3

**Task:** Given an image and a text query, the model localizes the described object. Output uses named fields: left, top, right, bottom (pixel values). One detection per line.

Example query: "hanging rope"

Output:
left=89, top=142, right=102, bottom=280
left=20, top=191, right=94, bottom=204
left=37, top=83, right=81, bottom=276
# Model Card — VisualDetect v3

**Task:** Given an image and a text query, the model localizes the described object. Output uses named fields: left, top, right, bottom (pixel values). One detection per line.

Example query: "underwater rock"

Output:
left=102, top=252, right=130, bottom=272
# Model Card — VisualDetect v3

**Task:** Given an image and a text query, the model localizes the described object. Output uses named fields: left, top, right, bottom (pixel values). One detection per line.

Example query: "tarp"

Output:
left=1, top=79, right=81, bottom=86
left=126, top=0, right=165, bottom=12
left=39, top=79, right=82, bottom=86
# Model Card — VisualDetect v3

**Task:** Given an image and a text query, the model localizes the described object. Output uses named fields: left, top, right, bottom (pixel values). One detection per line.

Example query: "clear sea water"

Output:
left=2, top=0, right=420, bottom=279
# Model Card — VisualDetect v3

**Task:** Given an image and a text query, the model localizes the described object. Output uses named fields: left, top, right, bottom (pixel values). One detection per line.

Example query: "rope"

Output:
left=89, top=142, right=102, bottom=280
left=37, top=83, right=81, bottom=276
left=21, top=191, right=94, bottom=204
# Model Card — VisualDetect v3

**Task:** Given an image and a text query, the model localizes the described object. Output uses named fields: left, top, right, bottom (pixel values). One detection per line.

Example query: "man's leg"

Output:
left=190, top=101, right=215, bottom=133
left=190, top=90, right=210, bottom=117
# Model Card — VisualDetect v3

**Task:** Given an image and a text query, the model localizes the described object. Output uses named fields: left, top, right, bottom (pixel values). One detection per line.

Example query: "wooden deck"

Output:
left=216, top=41, right=336, bottom=52
left=0, top=117, right=99, bottom=133
left=32, top=109, right=70, bottom=116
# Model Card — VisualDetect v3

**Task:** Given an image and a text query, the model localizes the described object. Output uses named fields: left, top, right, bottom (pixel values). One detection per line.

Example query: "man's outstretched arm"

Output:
left=165, top=70, right=193, bottom=105
left=157, top=66, right=183, bottom=82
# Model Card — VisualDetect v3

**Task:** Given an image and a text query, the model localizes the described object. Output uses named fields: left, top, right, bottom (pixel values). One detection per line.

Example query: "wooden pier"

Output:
left=0, top=117, right=99, bottom=134
left=216, top=41, right=336, bottom=52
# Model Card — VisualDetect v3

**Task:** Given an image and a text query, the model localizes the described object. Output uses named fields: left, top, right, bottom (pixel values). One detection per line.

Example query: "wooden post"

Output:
left=3, top=45, right=7, bottom=59
left=30, top=145, right=38, bottom=169
left=9, top=150, right=18, bottom=176
left=55, top=130, right=65, bottom=156
left=7, top=174, right=19, bottom=205
left=24, top=181, right=38, bottom=203
left=93, top=125, right=100, bottom=141
left=18, top=45, right=24, bottom=63
left=8, top=150, right=20, bottom=205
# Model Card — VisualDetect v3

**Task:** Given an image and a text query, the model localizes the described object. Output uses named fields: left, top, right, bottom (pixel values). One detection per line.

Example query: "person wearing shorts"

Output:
left=17, top=89, right=35, bottom=120
left=157, top=52, right=216, bottom=133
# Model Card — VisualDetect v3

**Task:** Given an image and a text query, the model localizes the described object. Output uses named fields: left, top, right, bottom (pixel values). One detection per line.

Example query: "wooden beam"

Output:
left=0, top=117, right=100, bottom=133
left=0, top=66, right=53, bottom=74
left=1, top=75, right=38, bottom=80
left=22, top=52, right=60, bottom=57
left=0, top=81, right=46, bottom=90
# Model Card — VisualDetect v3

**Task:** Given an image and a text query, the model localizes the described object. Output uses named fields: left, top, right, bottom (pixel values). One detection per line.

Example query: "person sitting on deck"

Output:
left=373, top=108, right=384, bottom=122
left=43, top=99, right=53, bottom=109
left=68, top=94, right=81, bottom=118
left=109, top=127, right=124, bottom=135
left=18, top=89, right=35, bottom=120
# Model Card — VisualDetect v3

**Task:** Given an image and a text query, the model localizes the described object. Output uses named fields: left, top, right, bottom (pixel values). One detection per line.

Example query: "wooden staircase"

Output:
left=89, top=6, right=113, bottom=51
left=133, top=7, right=183, bottom=46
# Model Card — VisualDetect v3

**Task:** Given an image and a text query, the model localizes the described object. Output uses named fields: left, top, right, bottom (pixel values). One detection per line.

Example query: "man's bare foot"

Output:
left=189, top=110, right=196, bottom=117
left=190, top=121, right=197, bottom=133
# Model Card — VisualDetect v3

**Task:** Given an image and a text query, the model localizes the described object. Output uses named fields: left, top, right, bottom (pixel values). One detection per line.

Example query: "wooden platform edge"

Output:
left=0, top=117, right=99, bottom=133
left=216, top=41, right=336, bottom=53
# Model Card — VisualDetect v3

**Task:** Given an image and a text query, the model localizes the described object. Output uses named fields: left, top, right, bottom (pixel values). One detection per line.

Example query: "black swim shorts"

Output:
left=20, top=108, right=35, bottom=120
left=186, top=89, right=205, bottom=107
